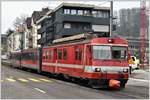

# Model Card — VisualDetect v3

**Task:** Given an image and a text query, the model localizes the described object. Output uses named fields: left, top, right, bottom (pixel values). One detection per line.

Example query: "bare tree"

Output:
left=13, top=14, right=28, bottom=50
left=13, top=14, right=28, bottom=29
left=6, top=28, right=14, bottom=35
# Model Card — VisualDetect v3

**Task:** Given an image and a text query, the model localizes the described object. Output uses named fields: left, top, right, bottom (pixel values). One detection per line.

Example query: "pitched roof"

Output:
left=32, top=7, right=50, bottom=24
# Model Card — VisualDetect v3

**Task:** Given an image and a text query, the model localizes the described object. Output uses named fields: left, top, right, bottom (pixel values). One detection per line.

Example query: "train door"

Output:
left=54, top=48, right=58, bottom=73
left=19, top=53, right=22, bottom=68
left=38, top=48, right=42, bottom=73
left=75, top=48, right=82, bottom=64
left=85, top=45, right=92, bottom=65
left=74, top=46, right=84, bottom=74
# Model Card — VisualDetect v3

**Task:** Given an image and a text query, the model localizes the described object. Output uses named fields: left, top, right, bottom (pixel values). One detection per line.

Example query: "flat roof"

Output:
left=36, top=3, right=110, bottom=24
left=54, top=3, right=110, bottom=12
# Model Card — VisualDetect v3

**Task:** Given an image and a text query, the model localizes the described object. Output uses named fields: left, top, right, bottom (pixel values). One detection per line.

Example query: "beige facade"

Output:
left=13, top=32, right=21, bottom=51
left=31, top=18, right=38, bottom=48
left=7, top=32, right=14, bottom=53
left=7, top=31, right=22, bottom=58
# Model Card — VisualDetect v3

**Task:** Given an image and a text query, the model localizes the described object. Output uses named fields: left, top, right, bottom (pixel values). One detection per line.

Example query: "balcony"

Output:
left=62, top=14, right=93, bottom=23
left=37, top=27, right=45, bottom=34
left=37, top=38, right=46, bottom=44
left=61, top=28, right=93, bottom=36
left=62, top=14, right=110, bottom=25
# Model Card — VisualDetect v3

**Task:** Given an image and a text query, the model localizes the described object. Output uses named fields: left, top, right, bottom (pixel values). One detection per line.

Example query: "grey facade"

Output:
left=1, top=34, right=7, bottom=55
left=37, top=3, right=110, bottom=46
left=126, top=37, right=149, bottom=63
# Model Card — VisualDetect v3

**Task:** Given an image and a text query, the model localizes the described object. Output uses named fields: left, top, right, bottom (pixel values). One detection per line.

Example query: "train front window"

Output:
left=112, top=46, right=127, bottom=60
left=93, top=46, right=111, bottom=59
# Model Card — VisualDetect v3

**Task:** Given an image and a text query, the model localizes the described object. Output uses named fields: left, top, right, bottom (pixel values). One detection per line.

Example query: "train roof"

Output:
left=43, top=37, right=128, bottom=49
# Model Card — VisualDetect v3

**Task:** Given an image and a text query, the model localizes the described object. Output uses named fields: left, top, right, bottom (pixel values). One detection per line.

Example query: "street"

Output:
left=1, top=64, right=149, bottom=99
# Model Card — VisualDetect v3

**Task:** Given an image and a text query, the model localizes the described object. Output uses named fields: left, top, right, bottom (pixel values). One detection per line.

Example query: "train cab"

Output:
left=83, top=37, right=129, bottom=88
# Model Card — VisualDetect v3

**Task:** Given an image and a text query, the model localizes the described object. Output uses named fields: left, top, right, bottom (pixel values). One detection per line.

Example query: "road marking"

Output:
left=18, top=78, right=29, bottom=82
left=129, top=78, right=149, bottom=83
left=9, top=76, right=14, bottom=78
left=39, top=78, right=53, bottom=83
left=5, top=78, right=16, bottom=82
left=34, top=88, right=46, bottom=94
left=51, top=79, right=63, bottom=83
left=28, top=78, right=41, bottom=82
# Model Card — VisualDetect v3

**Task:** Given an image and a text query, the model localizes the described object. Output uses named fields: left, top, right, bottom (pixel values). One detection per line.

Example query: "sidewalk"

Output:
left=130, top=69, right=149, bottom=80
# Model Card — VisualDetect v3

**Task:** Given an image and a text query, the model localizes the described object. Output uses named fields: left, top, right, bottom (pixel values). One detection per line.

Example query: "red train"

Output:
left=10, top=34, right=129, bottom=88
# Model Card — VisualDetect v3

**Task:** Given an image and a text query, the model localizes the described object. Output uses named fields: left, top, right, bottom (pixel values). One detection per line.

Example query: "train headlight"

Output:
left=95, top=68, right=101, bottom=72
left=108, top=39, right=113, bottom=43
left=123, top=68, right=128, bottom=73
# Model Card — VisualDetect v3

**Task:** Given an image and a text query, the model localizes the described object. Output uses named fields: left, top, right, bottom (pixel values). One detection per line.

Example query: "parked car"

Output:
left=129, top=56, right=140, bottom=71
left=1, top=55, right=8, bottom=60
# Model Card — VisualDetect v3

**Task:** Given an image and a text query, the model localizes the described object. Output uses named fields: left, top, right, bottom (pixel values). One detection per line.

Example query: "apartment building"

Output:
left=1, top=34, right=7, bottom=55
left=25, top=8, right=49, bottom=48
left=37, top=3, right=110, bottom=46
left=7, top=30, right=14, bottom=54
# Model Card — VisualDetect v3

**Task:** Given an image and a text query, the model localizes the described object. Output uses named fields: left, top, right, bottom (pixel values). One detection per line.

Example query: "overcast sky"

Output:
left=1, top=0, right=148, bottom=34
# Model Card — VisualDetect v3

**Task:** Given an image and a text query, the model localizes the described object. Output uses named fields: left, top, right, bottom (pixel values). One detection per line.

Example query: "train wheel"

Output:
left=120, top=79, right=128, bottom=89
left=19, top=66, right=23, bottom=70
left=88, top=79, right=100, bottom=89
left=120, top=82, right=126, bottom=88
left=37, top=69, right=41, bottom=74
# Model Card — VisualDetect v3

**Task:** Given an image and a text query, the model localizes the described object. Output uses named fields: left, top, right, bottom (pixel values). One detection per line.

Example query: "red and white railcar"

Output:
left=20, top=49, right=40, bottom=70
left=42, top=36, right=129, bottom=88
left=10, top=34, right=129, bottom=88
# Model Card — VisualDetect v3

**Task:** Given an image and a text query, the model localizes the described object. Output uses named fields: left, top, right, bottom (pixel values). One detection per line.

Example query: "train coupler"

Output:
left=109, top=79, right=120, bottom=89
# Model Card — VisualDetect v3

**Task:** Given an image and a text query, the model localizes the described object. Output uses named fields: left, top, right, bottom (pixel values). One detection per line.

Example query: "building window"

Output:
left=102, top=11, right=109, bottom=18
left=83, top=24, right=90, bottom=30
left=64, top=9, right=70, bottom=14
left=84, top=10, right=90, bottom=16
left=92, top=10, right=109, bottom=18
left=63, top=48, right=67, bottom=60
left=77, top=10, right=83, bottom=15
left=92, top=25, right=109, bottom=32
left=64, top=23, right=71, bottom=29
left=97, top=11, right=103, bottom=17
left=71, top=9, right=77, bottom=15
left=92, top=10, right=98, bottom=17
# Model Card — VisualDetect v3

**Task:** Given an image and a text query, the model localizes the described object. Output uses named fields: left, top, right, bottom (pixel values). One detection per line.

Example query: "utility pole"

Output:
left=140, top=0, right=147, bottom=69
left=110, top=0, right=113, bottom=37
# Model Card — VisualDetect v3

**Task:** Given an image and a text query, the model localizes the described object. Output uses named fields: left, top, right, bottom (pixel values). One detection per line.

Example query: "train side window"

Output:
left=45, top=51, right=48, bottom=59
left=32, top=53, right=35, bottom=61
left=49, top=50, right=53, bottom=60
left=58, top=49, right=62, bottom=60
left=42, top=51, right=45, bottom=59
left=79, top=50, right=82, bottom=60
left=75, top=49, right=82, bottom=60
left=63, top=48, right=67, bottom=60
left=75, top=49, right=79, bottom=60
left=34, top=53, right=37, bottom=60
left=28, top=53, right=31, bottom=60
left=24, top=53, right=26, bottom=60
left=23, top=53, right=25, bottom=60
left=43, top=51, right=45, bottom=59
